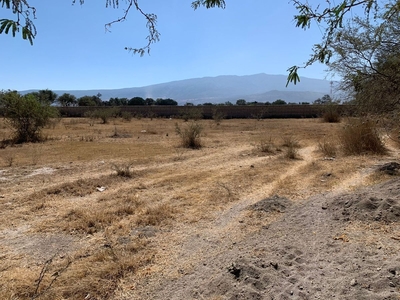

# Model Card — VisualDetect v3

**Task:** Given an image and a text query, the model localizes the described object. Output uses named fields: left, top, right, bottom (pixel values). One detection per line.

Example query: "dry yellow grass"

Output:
left=0, top=117, right=398, bottom=299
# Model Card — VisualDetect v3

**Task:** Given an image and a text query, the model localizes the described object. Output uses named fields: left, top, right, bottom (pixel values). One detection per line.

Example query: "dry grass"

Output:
left=256, top=136, right=276, bottom=154
left=339, top=118, right=387, bottom=155
left=0, top=117, right=395, bottom=299
left=318, top=138, right=337, bottom=157
left=175, top=121, right=203, bottom=149
left=281, top=135, right=301, bottom=159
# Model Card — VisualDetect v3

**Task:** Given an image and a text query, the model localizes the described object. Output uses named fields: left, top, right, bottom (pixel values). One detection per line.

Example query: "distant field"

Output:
left=0, top=117, right=398, bottom=299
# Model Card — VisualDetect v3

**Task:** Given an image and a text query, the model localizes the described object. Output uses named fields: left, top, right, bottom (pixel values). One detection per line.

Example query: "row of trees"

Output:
left=0, top=90, right=180, bottom=107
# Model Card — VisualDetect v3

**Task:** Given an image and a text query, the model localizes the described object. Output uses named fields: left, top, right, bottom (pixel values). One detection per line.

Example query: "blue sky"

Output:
left=1, top=1, right=333, bottom=91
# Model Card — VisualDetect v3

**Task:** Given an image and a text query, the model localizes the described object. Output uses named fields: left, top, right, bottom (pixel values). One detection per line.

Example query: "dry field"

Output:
left=0, top=117, right=399, bottom=299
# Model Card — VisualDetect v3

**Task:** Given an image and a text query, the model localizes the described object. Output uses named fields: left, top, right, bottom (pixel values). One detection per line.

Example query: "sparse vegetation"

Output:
left=318, top=138, right=337, bottom=157
left=112, top=162, right=135, bottom=178
left=0, top=117, right=396, bottom=299
left=181, top=107, right=203, bottom=121
left=120, top=111, right=133, bottom=122
left=257, top=136, right=276, bottom=154
left=282, top=136, right=300, bottom=159
left=284, top=144, right=299, bottom=159
left=321, top=104, right=341, bottom=123
left=175, top=121, right=203, bottom=149
left=339, top=118, right=387, bottom=155
left=282, top=135, right=300, bottom=148
left=212, top=107, right=226, bottom=125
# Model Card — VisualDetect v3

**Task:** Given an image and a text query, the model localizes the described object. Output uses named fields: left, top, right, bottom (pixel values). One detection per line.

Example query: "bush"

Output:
left=257, top=137, right=276, bottom=154
left=112, top=162, right=135, bottom=178
left=339, top=118, right=387, bottom=155
left=321, top=104, right=341, bottom=123
left=175, top=121, right=203, bottom=149
left=284, top=145, right=299, bottom=159
left=84, top=108, right=120, bottom=124
left=181, top=107, right=203, bottom=121
left=121, top=111, right=133, bottom=122
left=318, top=139, right=337, bottom=157
left=282, top=136, right=300, bottom=159
left=0, top=91, right=59, bottom=143
left=212, top=108, right=226, bottom=125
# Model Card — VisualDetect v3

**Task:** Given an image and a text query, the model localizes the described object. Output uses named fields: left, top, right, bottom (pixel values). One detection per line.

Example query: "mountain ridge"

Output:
left=20, top=73, right=332, bottom=104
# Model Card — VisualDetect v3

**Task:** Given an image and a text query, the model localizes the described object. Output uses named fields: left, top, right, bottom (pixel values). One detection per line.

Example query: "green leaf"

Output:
left=286, top=66, right=301, bottom=86
left=4, top=21, right=13, bottom=34
left=0, top=19, right=10, bottom=34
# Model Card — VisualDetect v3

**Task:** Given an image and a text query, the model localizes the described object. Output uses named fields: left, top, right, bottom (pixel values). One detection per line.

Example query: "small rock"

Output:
left=270, top=262, right=278, bottom=270
left=350, top=279, right=357, bottom=286
left=389, top=282, right=395, bottom=287
left=322, top=205, right=328, bottom=210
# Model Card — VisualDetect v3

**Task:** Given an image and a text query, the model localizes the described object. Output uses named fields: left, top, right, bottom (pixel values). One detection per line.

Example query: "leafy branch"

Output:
left=286, top=0, right=385, bottom=85
left=0, top=0, right=36, bottom=44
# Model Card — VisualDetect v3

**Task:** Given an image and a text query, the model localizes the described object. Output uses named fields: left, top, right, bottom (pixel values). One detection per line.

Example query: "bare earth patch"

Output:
left=0, top=117, right=399, bottom=299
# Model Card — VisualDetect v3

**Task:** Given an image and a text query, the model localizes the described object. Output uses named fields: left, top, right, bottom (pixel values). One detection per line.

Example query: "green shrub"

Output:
left=340, top=118, right=387, bottom=155
left=181, top=107, right=203, bottom=121
left=84, top=108, right=120, bottom=124
left=0, top=91, right=59, bottom=143
left=121, top=111, right=133, bottom=122
left=175, top=121, right=203, bottom=149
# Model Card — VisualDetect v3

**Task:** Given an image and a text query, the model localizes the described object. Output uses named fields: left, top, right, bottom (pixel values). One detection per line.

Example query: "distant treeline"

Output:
left=7, top=89, right=339, bottom=107
left=58, top=104, right=356, bottom=119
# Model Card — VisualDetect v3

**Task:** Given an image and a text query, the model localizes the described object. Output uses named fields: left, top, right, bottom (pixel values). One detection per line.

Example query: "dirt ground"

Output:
left=0, top=117, right=399, bottom=299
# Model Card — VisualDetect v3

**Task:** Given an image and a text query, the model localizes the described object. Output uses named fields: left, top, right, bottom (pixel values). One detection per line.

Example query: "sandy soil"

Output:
left=0, top=118, right=399, bottom=299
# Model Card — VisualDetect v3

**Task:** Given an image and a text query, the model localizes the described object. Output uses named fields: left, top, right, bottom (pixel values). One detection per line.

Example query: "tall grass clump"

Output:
left=282, top=136, right=300, bottom=159
left=112, top=162, right=135, bottom=178
left=175, top=121, right=203, bottom=149
left=257, top=136, right=276, bottom=154
left=321, top=104, right=341, bottom=123
left=340, top=118, right=387, bottom=155
left=318, top=138, right=337, bottom=157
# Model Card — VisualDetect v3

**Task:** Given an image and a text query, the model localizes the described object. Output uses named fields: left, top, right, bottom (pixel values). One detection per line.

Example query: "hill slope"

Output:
left=21, top=73, right=332, bottom=104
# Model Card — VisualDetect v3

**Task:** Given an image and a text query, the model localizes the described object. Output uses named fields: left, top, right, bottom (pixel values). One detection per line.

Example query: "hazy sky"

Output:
left=1, top=0, right=333, bottom=91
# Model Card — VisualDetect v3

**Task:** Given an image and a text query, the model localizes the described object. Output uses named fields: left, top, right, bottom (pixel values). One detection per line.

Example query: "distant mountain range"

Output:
left=21, top=73, right=334, bottom=105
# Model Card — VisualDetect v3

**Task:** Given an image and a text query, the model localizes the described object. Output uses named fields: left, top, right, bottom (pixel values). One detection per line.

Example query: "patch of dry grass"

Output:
left=318, top=138, right=337, bottom=157
left=340, top=118, right=387, bottom=155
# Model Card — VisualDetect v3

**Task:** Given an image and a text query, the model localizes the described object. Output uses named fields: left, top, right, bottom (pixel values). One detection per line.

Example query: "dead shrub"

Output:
left=284, top=145, right=299, bottom=159
left=282, top=136, right=300, bottom=159
left=321, top=104, right=341, bottom=123
left=257, top=137, right=276, bottom=154
left=282, top=135, right=300, bottom=148
left=339, top=119, right=387, bottom=155
left=2, top=151, right=16, bottom=166
left=112, top=162, right=135, bottom=178
left=175, top=121, right=203, bottom=149
left=318, top=139, right=337, bottom=157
